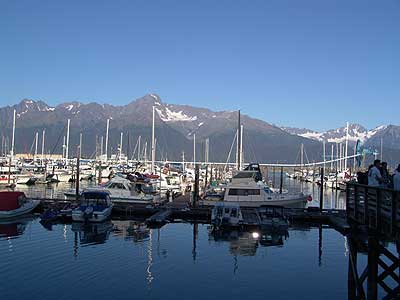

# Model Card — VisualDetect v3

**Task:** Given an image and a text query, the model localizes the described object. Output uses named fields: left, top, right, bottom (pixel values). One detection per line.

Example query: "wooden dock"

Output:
left=35, top=193, right=351, bottom=231
left=346, top=182, right=400, bottom=238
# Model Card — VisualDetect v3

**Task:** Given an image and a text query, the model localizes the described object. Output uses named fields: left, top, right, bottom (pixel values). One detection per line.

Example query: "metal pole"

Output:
left=105, top=119, right=110, bottom=160
left=279, top=166, right=283, bottom=194
left=65, top=118, right=70, bottom=165
left=345, top=122, right=349, bottom=170
left=10, top=109, right=16, bottom=161
left=194, top=165, right=199, bottom=208
left=79, top=132, right=82, bottom=158
left=193, top=133, right=196, bottom=167
left=41, top=129, right=45, bottom=165
left=320, top=167, right=324, bottom=211
left=151, top=106, right=155, bottom=173
left=76, top=146, right=80, bottom=200
left=34, top=132, right=38, bottom=161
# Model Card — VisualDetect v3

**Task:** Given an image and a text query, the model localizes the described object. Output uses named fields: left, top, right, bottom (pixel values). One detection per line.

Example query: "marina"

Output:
left=2, top=2, right=400, bottom=299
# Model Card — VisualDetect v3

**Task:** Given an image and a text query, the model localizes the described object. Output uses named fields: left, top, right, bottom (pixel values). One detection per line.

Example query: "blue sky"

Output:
left=1, top=0, right=399, bottom=131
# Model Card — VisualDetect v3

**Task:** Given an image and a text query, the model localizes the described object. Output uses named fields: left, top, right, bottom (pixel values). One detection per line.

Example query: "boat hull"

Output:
left=72, top=206, right=113, bottom=222
left=0, top=200, right=41, bottom=219
left=201, top=197, right=307, bottom=208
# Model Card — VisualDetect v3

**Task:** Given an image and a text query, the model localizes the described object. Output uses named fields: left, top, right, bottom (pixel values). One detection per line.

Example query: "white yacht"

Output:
left=65, top=176, right=161, bottom=204
left=201, top=164, right=310, bottom=208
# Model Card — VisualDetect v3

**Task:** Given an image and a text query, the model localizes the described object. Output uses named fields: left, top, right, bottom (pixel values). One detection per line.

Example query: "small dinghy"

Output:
left=0, top=192, right=40, bottom=219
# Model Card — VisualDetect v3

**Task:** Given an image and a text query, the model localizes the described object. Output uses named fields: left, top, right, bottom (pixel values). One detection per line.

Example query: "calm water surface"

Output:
left=0, top=177, right=372, bottom=299
left=1, top=217, right=354, bottom=300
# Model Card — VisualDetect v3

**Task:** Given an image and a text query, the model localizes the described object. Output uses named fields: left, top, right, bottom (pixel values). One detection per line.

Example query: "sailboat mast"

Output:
left=105, top=119, right=110, bottom=161
left=119, top=131, right=123, bottom=162
left=300, top=143, right=304, bottom=169
left=34, top=131, right=39, bottom=161
left=240, top=124, right=243, bottom=170
left=41, top=129, right=45, bottom=165
left=236, top=110, right=241, bottom=170
left=65, top=118, right=70, bottom=165
left=344, top=122, right=349, bottom=170
left=193, top=133, right=196, bottom=167
left=151, top=106, right=156, bottom=173
left=11, top=109, right=16, bottom=160
left=79, top=133, right=82, bottom=159
left=137, top=135, right=141, bottom=161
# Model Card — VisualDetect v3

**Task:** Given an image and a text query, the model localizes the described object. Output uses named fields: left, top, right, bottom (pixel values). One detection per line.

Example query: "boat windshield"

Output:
left=82, top=192, right=109, bottom=205
left=104, top=181, right=127, bottom=190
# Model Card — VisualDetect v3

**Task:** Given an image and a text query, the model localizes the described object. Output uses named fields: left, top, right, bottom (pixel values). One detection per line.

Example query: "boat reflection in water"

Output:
left=209, top=228, right=289, bottom=256
left=112, top=220, right=150, bottom=243
left=0, top=216, right=34, bottom=239
left=71, top=221, right=113, bottom=246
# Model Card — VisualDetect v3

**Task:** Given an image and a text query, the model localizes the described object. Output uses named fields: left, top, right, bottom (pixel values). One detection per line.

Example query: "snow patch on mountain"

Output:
left=282, top=123, right=389, bottom=144
left=299, top=131, right=323, bottom=141
left=155, top=107, right=198, bottom=122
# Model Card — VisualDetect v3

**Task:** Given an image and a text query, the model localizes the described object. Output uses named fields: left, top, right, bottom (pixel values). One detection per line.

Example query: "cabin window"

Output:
left=264, top=188, right=272, bottom=194
left=228, top=189, right=260, bottom=196
left=224, top=208, right=230, bottom=214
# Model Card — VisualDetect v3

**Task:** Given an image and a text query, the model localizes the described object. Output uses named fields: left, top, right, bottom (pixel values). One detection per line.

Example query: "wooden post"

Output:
left=76, top=146, right=80, bottom=201
left=194, top=165, right=199, bottom=208
left=98, top=160, right=102, bottom=184
left=320, top=167, right=324, bottom=211
left=392, top=191, right=398, bottom=234
left=367, top=236, right=378, bottom=300
left=204, top=165, right=208, bottom=191
left=354, top=185, right=358, bottom=221
left=364, top=187, right=369, bottom=226
left=279, top=166, right=283, bottom=194
left=376, top=188, right=381, bottom=232
left=347, top=237, right=357, bottom=300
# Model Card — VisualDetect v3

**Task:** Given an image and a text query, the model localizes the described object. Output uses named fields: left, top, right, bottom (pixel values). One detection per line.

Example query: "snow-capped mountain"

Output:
left=0, top=94, right=322, bottom=163
left=282, top=123, right=390, bottom=145
left=0, top=94, right=398, bottom=163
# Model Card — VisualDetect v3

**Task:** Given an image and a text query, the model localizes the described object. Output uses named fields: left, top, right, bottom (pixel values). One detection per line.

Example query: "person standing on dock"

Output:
left=368, top=159, right=383, bottom=187
left=393, top=164, right=400, bottom=191
left=380, top=162, right=390, bottom=187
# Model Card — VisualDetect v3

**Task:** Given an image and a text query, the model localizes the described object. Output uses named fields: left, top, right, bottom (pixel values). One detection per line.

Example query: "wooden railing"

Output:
left=346, top=182, right=400, bottom=237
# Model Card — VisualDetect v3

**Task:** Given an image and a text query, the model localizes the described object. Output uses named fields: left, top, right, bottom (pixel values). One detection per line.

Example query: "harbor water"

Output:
left=2, top=177, right=394, bottom=299
left=2, top=219, right=352, bottom=300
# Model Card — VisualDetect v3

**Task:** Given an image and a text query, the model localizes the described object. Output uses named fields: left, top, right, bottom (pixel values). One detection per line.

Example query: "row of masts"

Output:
left=2, top=109, right=381, bottom=172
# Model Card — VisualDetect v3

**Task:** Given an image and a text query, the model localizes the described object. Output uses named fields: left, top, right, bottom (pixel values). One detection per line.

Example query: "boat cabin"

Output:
left=80, top=191, right=112, bottom=209
left=211, top=202, right=243, bottom=227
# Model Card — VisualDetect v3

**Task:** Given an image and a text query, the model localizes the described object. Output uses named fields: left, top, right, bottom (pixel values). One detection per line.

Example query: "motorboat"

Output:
left=65, top=176, right=162, bottom=205
left=0, top=191, right=40, bottom=219
left=211, top=202, right=243, bottom=229
left=72, top=190, right=113, bottom=222
left=201, top=163, right=310, bottom=208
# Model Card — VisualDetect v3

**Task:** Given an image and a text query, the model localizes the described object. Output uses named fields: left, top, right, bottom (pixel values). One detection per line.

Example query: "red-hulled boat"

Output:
left=0, top=192, right=40, bottom=219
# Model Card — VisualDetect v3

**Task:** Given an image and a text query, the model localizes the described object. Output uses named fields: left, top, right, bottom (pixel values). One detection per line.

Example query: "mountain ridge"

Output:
left=0, top=94, right=399, bottom=165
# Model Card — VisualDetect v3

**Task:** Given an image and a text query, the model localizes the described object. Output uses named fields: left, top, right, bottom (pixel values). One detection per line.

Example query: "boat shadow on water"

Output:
left=209, top=227, right=289, bottom=257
